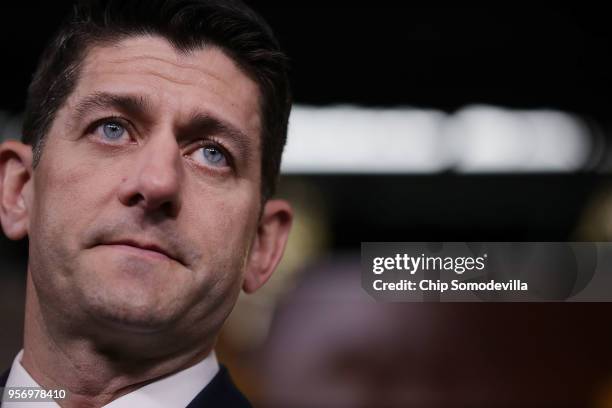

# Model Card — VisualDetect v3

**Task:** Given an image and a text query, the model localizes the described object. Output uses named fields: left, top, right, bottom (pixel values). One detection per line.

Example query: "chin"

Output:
left=98, top=312, right=172, bottom=334
left=89, top=300, right=181, bottom=334
left=80, top=281, right=187, bottom=334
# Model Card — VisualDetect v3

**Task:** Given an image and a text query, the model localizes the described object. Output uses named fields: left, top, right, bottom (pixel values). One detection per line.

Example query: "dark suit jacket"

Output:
left=0, top=365, right=252, bottom=408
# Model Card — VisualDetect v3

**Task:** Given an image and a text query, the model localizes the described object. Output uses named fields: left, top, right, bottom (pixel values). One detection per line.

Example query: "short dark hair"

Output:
left=22, top=0, right=291, bottom=200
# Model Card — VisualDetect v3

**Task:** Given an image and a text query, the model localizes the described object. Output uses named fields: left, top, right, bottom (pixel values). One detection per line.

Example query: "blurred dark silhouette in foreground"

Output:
left=260, top=255, right=612, bottom=408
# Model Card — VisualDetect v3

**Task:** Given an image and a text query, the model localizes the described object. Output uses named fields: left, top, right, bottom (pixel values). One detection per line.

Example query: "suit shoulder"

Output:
left=186, top=365, right=252, bottom=408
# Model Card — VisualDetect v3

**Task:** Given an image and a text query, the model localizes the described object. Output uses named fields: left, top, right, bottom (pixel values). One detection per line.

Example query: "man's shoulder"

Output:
left=186, top=365, right=253, bottom=408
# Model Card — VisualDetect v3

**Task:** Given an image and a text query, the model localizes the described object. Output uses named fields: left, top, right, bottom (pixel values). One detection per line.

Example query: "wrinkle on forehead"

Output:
left=83, top=36, right=240, bottom=89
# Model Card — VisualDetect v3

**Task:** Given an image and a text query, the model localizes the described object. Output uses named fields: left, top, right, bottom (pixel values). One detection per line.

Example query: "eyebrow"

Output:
left=73, top=92, right=152, bottom=124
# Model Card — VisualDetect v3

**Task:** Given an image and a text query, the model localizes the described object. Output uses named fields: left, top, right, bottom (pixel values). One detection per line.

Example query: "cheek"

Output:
left=172, top=188, right=260, bottom=325
left=30, top=146, right=117, bottom=248
left=181, top=185, right=260, bottom=273
left=27, top=150, right=110, bottom=294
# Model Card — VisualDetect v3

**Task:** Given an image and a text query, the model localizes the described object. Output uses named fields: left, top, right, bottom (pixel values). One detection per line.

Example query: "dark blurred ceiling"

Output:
left=1, top=4, right=612, bottom=119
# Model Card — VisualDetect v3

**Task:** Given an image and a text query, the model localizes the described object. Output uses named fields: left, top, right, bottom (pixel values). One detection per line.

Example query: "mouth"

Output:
left=98, top=239, right=180, bottom=264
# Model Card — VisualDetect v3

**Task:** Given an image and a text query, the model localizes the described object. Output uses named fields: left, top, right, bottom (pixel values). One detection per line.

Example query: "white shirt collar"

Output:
left=2, top=349, right=219, bottom=408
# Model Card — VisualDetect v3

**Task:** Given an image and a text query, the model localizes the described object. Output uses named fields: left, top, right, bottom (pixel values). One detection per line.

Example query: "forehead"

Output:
left=69, top=35, right=262, bottom=141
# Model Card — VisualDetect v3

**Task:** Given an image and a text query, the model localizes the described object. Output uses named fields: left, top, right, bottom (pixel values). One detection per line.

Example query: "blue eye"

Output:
left=101, top=121, right=126, bottom=140
left=203, top=147, right=226, bottom=166
left=187, top=144, right=229, bottom=168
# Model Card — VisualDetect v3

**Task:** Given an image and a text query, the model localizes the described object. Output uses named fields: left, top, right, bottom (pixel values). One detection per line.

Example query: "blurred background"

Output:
left=3, top=3, right=612, bottom=407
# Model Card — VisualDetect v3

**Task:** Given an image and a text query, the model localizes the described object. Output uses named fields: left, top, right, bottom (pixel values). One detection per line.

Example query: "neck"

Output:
left=21, top=274, right=214, bottom=408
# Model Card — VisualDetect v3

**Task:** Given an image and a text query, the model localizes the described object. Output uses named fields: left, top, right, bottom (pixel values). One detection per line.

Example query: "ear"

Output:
left=243, top=199, right=293, bottom=293
left=0, top=140, right=33, bottom=240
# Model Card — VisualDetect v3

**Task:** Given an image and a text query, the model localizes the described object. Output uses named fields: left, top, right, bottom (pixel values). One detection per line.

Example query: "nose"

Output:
left=117, top=135, right=182, bottom=217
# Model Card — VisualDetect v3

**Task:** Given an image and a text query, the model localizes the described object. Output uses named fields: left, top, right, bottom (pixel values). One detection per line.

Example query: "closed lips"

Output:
left=103, top=239, right=179, bottom=263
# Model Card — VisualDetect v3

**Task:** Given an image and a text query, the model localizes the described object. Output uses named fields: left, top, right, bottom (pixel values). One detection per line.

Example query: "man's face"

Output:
left=26, top=36, right=265, bottom=342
